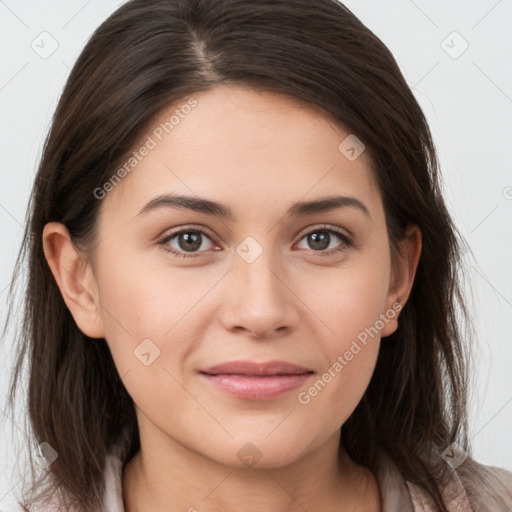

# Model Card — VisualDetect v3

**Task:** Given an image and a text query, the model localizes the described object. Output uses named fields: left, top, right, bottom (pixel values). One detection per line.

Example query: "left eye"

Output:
left=295, top=228, right=351, bottom=254
left=158, top=226, right=352, bottom=259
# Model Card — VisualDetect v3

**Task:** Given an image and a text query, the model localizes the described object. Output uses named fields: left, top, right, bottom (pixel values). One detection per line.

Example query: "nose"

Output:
left=220, top=246, right=300, bottom=340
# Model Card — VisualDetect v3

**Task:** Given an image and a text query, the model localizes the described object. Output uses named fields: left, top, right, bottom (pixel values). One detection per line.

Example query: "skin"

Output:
left=43, top=84, right=421, bottom=512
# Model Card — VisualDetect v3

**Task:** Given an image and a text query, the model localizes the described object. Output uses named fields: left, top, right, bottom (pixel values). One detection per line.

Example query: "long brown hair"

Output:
left=4, top=0, right=479, bottom=510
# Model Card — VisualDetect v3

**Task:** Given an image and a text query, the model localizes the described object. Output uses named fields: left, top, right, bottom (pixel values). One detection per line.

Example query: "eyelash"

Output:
left=157, top=225, right=353, bottom=260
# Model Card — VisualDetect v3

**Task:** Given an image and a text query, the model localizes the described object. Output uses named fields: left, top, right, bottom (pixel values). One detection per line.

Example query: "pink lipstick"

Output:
left=199, top=360, right=314, bottom=400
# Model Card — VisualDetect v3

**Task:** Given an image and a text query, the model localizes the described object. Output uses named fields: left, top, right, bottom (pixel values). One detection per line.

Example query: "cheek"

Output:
left=94, top=260, right=200, bottom=425
left=94, top=248, right=219, bottom=382
left=298, top=296, right=383, bottom=431
left=294, top=253, right=390, bottom=419
left=95, top=245, right=197, bottom=335
left=301, top=250, right=391, bottom=341
left=301, top=345, right=380, bottom=434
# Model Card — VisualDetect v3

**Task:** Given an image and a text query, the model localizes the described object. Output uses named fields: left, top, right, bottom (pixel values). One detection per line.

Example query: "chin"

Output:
left=212, top=437, right=311, bottom=470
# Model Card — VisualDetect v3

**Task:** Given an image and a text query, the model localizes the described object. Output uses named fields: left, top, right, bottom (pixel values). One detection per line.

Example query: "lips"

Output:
left=200, top=360, right=313, bottom=376
left=199, top=360, right=314, bottom=400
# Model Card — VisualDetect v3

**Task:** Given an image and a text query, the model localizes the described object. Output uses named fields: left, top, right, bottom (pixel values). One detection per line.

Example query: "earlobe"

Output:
left=381, top=224, right=422, bottom=338
left=42, top=222, right=105, bottom=339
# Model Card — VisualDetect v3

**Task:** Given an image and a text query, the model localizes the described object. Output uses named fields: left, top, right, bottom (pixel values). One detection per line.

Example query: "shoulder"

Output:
left=407, top=459, right=512, bottom=512
left=456, top=458, right=512, bottom=511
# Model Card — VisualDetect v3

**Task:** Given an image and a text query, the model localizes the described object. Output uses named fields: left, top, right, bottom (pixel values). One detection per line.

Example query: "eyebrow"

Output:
left=137, top=193, right=371, bottom=221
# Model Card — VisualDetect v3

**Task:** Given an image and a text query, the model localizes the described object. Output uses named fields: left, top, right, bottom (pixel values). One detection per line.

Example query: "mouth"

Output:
left=199, top=360, right=314, bottom=400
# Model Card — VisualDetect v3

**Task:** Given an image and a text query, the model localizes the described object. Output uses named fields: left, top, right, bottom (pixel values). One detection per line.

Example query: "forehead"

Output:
left=103, top=84, right=381, bottom=221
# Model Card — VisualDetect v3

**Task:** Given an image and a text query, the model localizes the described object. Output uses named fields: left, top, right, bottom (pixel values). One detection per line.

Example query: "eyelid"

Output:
left=295, top=223, right=352, bottom=241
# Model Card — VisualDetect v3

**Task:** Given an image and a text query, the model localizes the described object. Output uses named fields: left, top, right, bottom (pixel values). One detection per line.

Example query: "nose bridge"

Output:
left=235, top=234, right=286, bottom=306
left=237, top=241, right=282, bottom=301
left=222, top=235, right=298, bottom=337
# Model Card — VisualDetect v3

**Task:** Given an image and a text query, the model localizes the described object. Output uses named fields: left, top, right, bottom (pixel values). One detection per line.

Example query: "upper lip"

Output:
left=200, top=360, right=314, bottom=376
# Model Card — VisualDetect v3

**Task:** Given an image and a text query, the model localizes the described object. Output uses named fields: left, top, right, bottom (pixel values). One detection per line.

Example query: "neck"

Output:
left=122, top=429, right=381, bottom=512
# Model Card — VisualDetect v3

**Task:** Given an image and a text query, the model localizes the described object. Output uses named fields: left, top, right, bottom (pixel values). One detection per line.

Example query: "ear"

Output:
left=381, top=224, right=422, bottom=338
left=42, top=222, right=105, bottom=339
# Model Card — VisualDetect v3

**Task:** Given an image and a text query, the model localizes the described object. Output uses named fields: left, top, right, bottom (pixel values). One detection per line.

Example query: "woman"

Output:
left=4, top=0, right=512, bottom=510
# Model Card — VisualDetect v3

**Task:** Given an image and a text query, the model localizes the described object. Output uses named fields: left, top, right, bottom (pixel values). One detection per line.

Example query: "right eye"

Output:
left=157, top=227, right=220, bottom=259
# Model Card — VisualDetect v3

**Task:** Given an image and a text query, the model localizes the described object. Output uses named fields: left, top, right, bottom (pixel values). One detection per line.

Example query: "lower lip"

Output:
left=200, top=373, right=313, bottom=400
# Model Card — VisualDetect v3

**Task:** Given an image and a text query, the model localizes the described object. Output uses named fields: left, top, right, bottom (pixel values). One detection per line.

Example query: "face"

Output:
left=47, top=84, right=419, bottom=469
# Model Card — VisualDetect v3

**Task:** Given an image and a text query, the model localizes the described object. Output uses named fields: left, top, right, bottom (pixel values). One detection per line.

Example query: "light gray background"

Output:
left=1, top=0, right=511, bottom=509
